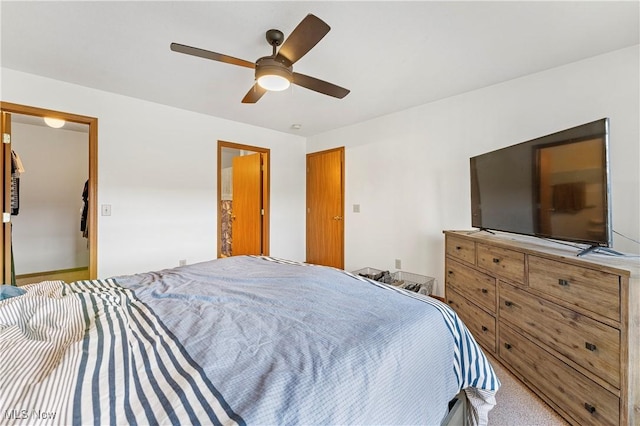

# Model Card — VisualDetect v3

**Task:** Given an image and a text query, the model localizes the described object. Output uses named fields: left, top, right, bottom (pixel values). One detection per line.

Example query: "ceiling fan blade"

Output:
left=241, top=83, right=268, bottom=104
left=276, top=14, right=330, bottom=65
left=170, top=43, right=255, bottom=69
left=293, top=73, right=350, bottom=99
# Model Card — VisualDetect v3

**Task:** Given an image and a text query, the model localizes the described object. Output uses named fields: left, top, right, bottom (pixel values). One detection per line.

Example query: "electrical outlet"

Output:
left=395, top=259, right=402, bottom=269
left=179, top=259, right=187, bottom=266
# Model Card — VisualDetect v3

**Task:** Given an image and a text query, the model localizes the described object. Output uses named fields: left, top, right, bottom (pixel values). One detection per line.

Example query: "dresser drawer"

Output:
left=446, top=259, right=496, bottom=314
left=445, top=236, right=476, bottom=265
left=477, top=243, right=525, bottom=284
left=528, top=256, right=620, bottom=322
left=446, top=288, right=496, bottom=353
left=499, top=281, right=620, bottom=388
left=500, top=325, right=619, bottom=426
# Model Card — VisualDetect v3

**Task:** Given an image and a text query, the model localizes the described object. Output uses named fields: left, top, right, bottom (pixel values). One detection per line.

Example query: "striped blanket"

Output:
left=0, top=280, right=241, bottom=425
left=0, top=256, right=499, bottom=425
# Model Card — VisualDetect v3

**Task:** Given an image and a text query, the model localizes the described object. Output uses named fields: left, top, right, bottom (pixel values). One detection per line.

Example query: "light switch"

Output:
left=101, top=204, right=111, bottom=216
left=353, top=204, right=360, bottom=213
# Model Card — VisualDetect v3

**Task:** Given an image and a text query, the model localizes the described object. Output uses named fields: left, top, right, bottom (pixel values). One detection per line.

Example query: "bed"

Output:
left=0, top=255, right=499, bottom=425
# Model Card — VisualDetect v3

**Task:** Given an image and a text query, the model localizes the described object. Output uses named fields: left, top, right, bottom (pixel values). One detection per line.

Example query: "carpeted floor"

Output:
left=487, top=355, right=569, bottom=425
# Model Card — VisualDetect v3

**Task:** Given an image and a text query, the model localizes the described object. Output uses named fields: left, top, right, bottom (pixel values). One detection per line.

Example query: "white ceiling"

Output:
left=1, top=1, right=638, bottom=137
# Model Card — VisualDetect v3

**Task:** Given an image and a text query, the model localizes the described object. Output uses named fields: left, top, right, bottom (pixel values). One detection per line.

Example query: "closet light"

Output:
left=44, top=117, right=65, bottom=128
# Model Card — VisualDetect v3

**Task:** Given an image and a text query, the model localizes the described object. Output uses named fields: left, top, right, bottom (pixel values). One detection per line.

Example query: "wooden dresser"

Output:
left=443, top=230, right=639, bottom=426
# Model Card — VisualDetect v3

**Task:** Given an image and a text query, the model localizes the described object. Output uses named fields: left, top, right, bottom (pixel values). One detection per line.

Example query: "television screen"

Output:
left=470, top=118, right=612, bottom=249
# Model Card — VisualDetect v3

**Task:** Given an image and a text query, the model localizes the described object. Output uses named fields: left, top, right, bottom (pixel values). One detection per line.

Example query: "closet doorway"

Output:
left=217, top=141, right=270, bottom=257
left=0, top=102, right=97, bottom=284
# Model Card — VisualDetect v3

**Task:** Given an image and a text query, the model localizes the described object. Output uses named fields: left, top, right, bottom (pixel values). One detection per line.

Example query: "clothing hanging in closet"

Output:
left=11, top=150, right=25, bottom=216
left=81, top=180, right=89, bottom=239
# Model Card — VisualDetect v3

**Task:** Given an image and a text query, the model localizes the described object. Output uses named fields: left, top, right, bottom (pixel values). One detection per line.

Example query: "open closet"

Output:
left=0, top=102, right=97, bottom=284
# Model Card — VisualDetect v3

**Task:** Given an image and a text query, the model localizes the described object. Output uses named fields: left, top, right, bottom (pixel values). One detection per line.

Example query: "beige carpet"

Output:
left=487, top=355, right=569, bottom=425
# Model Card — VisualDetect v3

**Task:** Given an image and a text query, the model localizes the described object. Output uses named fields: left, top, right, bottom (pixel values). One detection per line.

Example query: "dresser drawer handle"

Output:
left=481, top=326, right=488, bottom=332
left=504, top=301, right=513, bottom=307
left=447, top=270, right=454, bottom=275
left=584, top=403, right=596, bottom=414
left=585, top=342, right=597, bottom=351
left=455, top=246, right=462, bottom=250
left=558, top=279, right=570, bottom=286
left=504, top=343, right=512, bottom=350
left=481, top=288, right=488, bottom=294
left=492, top=258, right=500, bottom=264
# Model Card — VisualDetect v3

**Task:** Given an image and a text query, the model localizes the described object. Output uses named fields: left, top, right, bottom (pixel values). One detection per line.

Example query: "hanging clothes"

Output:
left=9, top=152, right=24, bottom=283
left=10, top=150, right=24, bottom=216
left=81, top=180, right=89, bottom=238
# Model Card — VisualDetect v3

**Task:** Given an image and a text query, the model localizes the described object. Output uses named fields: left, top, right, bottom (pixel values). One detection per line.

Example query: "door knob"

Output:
left=333, top=216, right=343, bottom=220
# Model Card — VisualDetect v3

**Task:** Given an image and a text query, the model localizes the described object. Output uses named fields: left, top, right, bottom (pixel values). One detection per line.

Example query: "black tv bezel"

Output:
left=470, top=118, right=612, bottom=249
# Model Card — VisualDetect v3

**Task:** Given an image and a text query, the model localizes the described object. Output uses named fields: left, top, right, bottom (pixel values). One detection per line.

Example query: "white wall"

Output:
left=308, top=46, right=640, bottom=296
left=11, top=122, right=89, bottom=273
left=1, top=69, right=307, bottom=278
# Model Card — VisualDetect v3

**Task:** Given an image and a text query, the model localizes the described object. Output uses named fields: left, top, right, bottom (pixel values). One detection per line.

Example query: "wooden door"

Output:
left=306, top=147, right=344, bottom=268
left=0, top=111, right=12, bottom=284
left=231, top=153, right=263, bottom=255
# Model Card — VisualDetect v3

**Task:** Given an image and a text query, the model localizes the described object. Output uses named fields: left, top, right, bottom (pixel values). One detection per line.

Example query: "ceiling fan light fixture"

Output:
left=257, top=74, right=291, bottom=91
left=255, top=57, right=292, bottom=91
left=171, top=14, right=349, bottom=103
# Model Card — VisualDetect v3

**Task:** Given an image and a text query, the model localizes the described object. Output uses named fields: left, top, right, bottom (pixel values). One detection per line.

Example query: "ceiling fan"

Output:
left=170, top=14, right=350, bottom=104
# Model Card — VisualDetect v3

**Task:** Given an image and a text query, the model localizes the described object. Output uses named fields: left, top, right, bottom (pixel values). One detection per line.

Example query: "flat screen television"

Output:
left=470, top=118, right=612, bottom=255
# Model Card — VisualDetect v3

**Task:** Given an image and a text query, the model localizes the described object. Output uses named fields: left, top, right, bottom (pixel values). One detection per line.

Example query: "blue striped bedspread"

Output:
left=0, top=256, right=499, bottom=425
left=0, top=279, right=240, bottom=425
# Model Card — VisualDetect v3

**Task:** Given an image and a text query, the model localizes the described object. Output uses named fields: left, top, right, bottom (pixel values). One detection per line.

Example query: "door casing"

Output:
left=1, top=111, right=12, bottom=283
left=217, top=140, right=270, bottom=257
left=0, top=102, right=98, bottom=281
